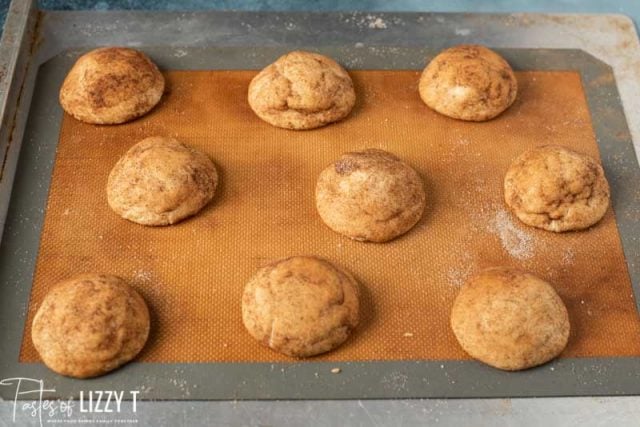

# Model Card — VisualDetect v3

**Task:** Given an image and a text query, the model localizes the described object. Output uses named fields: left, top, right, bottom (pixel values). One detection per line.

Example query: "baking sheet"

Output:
left=1, top=46, right=640, bottom=399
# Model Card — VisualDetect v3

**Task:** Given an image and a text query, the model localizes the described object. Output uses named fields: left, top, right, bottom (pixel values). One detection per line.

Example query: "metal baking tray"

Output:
left=1, top=0, right=640, bottom=401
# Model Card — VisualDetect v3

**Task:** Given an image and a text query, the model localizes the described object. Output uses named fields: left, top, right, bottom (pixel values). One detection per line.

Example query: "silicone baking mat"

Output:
left=2, top=47, right=640, bottom=399
left=19, top=68, right=640, bottom=363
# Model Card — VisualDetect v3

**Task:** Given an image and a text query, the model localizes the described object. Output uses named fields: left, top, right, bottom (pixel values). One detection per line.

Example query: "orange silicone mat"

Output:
left=19, top=70, right=640, bottom=363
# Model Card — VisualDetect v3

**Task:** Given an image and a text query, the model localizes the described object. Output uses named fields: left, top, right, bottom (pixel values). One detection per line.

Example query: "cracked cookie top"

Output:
left=32, top=274, right=150, bottom=378
left=451, top=267, right=570, bottom=371
left=59, top=47, right=165, bottom=125
left=241, top=256, right=360, bottom=358
left=316, top=149, right=426, bottom=243
left=504, top=145, right=610, bottom=232
left=107, top=136, right=218, bottom=226
left=247, top=51, right=356, bottom=130
left=419, top=45, right=517, bottom=121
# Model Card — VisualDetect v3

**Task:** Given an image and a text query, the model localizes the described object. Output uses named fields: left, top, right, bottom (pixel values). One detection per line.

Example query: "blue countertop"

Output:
left=1, top=0, right=639, bottom=41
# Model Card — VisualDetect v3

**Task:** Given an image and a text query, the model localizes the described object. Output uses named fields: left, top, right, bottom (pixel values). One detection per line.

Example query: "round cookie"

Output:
left=450, top=267, right=570, bottom=371
left=316, top=149, right=426, bottom=242
left=504, top=145, right=610, bottom=232
left=242, top=256, right=360, bottom=357
left=419, top=45, right=517, bottom=121
left=107, top=136, right=218, bottom=226
left=248, top=50, right=356, bottom=130
left=31, top=274, right=150, bottom=378
left=59, top=47, right=165, bottom=124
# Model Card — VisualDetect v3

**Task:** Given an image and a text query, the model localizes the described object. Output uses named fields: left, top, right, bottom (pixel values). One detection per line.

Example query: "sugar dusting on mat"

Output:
left=132, top=269, right=154, bottom=285
left=489, top=209, right=534, bottom=260
left=447, top=264, right=473, bottom=287
left=446, top=248, right=476, bottom=287
left=562, top=247, right=575, bottom=265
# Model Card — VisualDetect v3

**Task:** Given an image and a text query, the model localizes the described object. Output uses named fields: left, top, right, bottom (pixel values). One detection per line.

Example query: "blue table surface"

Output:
left=1, top=0, right=639, bottom=42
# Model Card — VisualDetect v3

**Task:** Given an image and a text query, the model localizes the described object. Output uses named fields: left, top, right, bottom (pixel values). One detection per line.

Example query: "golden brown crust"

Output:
left=59, top=47, right=165, bottom=124
left=31, top=274, right=150, bottom=378
left=241, top=256, right=360, bottom=357
left=419, top=45, right=517, bottom=121
left=107, top=136, right=218, bottom=226
left=504, top=145, right=610, bottom=232
left=450, top=267, right=570, bottom=371
left=247, top=51, right=356, bottom=130
left=315, top=149, right=426, bottom=242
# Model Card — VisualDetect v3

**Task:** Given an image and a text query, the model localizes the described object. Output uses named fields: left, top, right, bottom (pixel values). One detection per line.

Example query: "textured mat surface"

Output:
left=20, top=70, right=640, bottom=363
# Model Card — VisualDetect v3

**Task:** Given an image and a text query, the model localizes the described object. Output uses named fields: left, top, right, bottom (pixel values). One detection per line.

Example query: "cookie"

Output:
left=504, top=145, right=610, bottom=232
left=316, top=149, right=426, bottom=242
left=242, top=256, right=360, bottom=357
left=419, top=45, right=517, bottom=121
left=31, top=274, right=150, bottom=378
left=107, top=136, right=218, bottom=226
left=248, top=50, right=356, bottom=130
left=59, top=47, right=165, bottom=124
left=450, top=267, right=570, bottom=371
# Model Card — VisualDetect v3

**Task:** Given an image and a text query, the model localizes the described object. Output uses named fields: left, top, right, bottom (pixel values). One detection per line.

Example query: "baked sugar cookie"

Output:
left=242, top=256, right=360, bottom=357
left=32, top=274, right=150, bottom=378
left=316, top=149, right=426, bottom=242
left=248, top=51, right=356, bottom=130
left=419, top=45, right=517, bottom=121
left=60, top=47, right=165, bottom=124
left=450, top=267, right=570, bottom=371
left=107, top=136, right=218, bottom=226
left=504, top=145, right=610, bottom=232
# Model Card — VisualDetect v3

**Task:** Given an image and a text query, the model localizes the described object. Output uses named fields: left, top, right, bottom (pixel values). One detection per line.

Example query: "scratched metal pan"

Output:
left=0, top=1, right=639, bottom=400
